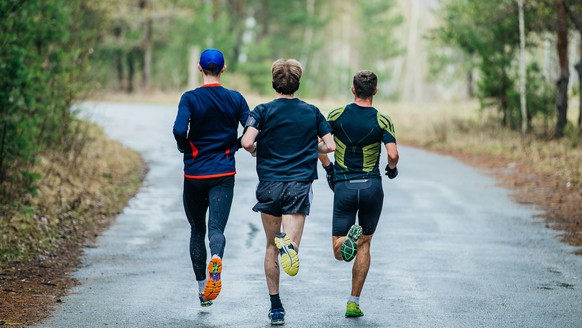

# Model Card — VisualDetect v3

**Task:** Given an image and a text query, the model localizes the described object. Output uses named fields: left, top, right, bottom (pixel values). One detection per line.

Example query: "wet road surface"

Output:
left=32, top=102, right=581, bottom=327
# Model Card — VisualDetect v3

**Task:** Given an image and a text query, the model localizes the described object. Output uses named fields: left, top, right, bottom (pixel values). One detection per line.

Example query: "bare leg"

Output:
left=351, top=234, right=372, bottom=297
left=262, top=213, right=282, bottom=295
left=281, top=213, right=306, bottom=252
left=332, top=235, right=345, bottom=261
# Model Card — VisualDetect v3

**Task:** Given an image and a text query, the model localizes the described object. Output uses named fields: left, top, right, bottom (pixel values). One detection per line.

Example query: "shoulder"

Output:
left=376, top=111, right=395, bottom=133
left=224, top=87, right=245, bottom=99
left=328, top=106, right=347, bottom=121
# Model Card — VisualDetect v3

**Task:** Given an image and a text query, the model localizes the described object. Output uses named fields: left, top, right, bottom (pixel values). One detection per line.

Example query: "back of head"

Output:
left=199, top=48, right=225, bottom=76
left=271, top=59, right=302, bottom=95
left=353, top=71, right=377, bottom=99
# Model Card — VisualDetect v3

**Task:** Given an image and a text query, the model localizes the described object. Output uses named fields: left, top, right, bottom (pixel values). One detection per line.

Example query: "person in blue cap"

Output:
left=173, top=48, right=251, bottom=307
left=318, top=70, right=399, bottom=318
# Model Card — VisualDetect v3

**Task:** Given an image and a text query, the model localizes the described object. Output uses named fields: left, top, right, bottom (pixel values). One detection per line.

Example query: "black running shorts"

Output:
left=252, top=181, right=313, bottom=216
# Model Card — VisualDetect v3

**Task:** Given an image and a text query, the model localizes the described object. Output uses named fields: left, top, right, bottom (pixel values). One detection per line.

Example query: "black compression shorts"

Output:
left=332, top=178, right=383, bottom=236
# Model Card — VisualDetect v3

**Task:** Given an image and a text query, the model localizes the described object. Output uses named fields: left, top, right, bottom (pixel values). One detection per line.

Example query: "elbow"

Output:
left=241, top=138, right=254, bottom=150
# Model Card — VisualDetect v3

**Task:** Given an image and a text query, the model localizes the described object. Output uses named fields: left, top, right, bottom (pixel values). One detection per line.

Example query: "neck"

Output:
left=202, top=74, right=221, bottom=85
left=276, top=93, right=294, bottom=99
left=354, top=97, right=373, bottom=107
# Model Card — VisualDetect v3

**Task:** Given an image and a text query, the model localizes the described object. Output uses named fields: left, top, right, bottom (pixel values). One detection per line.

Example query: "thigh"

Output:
left=357, top=179, right=384, bottom=235
left=208, top=176, right=235, bottom=229
left=253, top=181, right=283, bottom=216
left=332, top=181, right=358, bottom=236
left=183, top=178, right=209, bottom=227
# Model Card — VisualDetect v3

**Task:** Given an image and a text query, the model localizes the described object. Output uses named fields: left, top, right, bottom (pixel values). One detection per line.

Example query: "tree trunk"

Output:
left=300, top=0, right=315, bottom=70
left=467, top=70, right=474, bottom=98
left=576, top=59, right=582, bottom=134
left=127, top=51, right=135, bottom=94
left=116, top=51, right=124, bottom=90
left=555, top=0, right=569, bottom=138
left=518, top=0, right=527, bottom=135
left=142, top=0, right=153, bottom=92
left=226, top=0, right=245, bottom=72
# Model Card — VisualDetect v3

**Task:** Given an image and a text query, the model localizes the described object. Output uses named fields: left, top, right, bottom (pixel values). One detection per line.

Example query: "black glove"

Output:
left=385, top=164, right=398, bottom=179
left=323, top=163, right=335, bottom=191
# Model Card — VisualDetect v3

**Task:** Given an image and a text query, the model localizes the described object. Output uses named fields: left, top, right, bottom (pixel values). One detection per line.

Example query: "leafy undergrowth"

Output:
left=0, top=120, right=147, bottom=327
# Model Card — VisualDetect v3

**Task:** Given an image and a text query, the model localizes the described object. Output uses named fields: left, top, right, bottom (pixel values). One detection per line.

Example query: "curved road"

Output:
left=33, top=102, right=581, bottom=327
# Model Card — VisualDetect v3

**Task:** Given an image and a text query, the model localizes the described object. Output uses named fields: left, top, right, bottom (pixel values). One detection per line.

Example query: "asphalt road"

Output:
left=32, top=102, right=582, bottom=328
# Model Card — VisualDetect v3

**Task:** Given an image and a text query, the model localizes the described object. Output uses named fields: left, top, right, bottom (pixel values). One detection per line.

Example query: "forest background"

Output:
left=1, top=0, right=582, bottom=278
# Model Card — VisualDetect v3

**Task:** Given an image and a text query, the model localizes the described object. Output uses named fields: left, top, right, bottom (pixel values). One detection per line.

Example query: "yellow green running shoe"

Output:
left=341, top=225, right=362, bottom=262
left=345, top=301, right=364, bottom=317
left=274, top=232, right=299, bottom=276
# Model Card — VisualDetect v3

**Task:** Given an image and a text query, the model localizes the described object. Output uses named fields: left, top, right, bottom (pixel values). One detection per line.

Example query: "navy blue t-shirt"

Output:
left=173, top=84, right=250, bottom=178
left=246, top=98, right=332, bottom=182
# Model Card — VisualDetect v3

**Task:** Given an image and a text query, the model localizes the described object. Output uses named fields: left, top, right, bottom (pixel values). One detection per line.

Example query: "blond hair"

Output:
left=271, top=59, right=302, bottom=95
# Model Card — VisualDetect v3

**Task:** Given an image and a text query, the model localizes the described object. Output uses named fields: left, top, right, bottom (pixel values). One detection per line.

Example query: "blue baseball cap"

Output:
left=199, top=48, right=224, bottom=72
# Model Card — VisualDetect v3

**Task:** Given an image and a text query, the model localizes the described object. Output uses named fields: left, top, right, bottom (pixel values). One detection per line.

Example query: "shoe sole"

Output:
left=345, top=311, right=364, bottom=317
left=202, top=257, right=222, bottom=301
left=200, top=299, right=213, bottom=307
left=341, top=225, right=362, bottom=262
left=274, top=233, right=299, bottom=276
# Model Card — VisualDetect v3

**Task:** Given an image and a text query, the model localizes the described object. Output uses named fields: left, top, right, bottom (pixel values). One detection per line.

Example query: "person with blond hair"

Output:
left=242, top=58, right=336, bottom=325
left=319, top=70, right=399, bottom=318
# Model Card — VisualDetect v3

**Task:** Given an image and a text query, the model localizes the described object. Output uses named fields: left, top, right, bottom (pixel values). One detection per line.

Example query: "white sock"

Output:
left=198, top=279, right=207, bottom=293
left=348, top=296, right=360, bottom=305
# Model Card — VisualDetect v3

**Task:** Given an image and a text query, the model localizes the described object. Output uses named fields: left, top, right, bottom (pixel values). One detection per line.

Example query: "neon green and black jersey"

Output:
left=328, top=103, right=396, bottom=182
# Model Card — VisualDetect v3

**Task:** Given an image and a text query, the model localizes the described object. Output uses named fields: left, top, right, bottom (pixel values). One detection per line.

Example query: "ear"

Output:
left=220, top=65, right=227, bottom=73
left=373, top=87, right=378, bottom=96
left=197, top=64, right=203, bottom=72
left=351, top=86, right=356, bottom=95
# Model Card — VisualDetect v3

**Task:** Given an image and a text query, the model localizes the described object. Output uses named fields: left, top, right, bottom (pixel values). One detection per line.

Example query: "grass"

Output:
left=378, top=99, right=582, bottom=190
left=0, top=120, right=147, bottom=268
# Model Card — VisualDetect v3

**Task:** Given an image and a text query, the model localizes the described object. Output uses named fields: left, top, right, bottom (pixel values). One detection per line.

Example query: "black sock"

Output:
left=270, top=294, right=283, bottom=309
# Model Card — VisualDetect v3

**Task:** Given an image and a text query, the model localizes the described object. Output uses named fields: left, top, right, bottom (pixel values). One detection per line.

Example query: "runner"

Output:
left=318, top=70, right=399, bottom=318
left=172, top=48, right=250, bottom=307
left=241, top=59, right=336, bottom=325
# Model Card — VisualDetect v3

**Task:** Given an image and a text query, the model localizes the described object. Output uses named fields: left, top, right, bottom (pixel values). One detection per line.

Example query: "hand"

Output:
left=323, top=163, right=334, bottom=191
left=385, top=164, right=398, bottom=179
left=249, top=145, right=257, bottom=157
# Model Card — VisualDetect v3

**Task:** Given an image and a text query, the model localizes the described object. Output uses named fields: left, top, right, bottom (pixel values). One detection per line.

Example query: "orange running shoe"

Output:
left=201, top=256, right=222, bottom=301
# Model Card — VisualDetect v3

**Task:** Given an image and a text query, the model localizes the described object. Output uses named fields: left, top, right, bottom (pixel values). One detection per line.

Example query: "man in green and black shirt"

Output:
left=319, top=70, right=399, bottom=318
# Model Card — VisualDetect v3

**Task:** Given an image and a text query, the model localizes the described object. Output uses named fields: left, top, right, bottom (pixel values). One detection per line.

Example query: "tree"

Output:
left=0, top=0, right=107, bottom=199
left=563, top=0, right=582, bottom=135
left=430, top=0, right=555, bottom=131
left=555, top=0, right=569, bottom=138
left=518, top=0, right=528, bottom=135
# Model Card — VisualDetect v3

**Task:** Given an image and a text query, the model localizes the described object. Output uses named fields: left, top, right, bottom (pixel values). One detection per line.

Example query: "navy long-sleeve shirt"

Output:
left=173, top=83, right=250, bottom=178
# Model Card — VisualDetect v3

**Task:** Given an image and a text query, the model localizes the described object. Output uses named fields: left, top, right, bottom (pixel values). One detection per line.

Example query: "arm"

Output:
left=318, top=133, right=336, bottom=153
left=241, top=126, right=259, bottom=153
left=384, top=142, right=399, bottom=179
left=318, top=153, right=332, bottom=167
left=173, top=95, right=191, bottom=152
left=386, top=142, right=399, bottom=169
